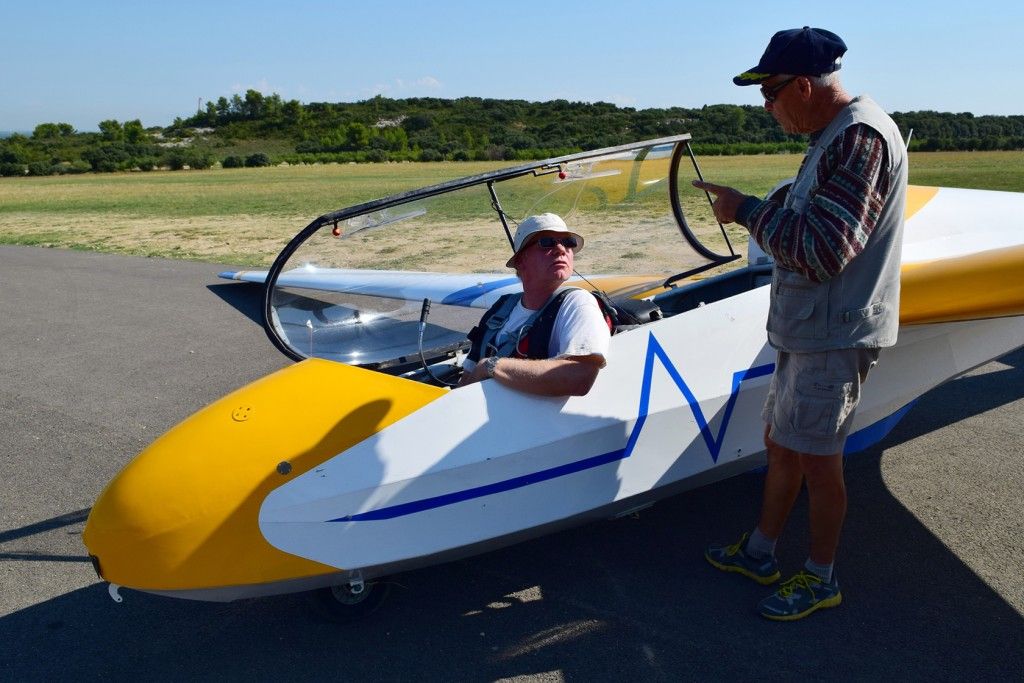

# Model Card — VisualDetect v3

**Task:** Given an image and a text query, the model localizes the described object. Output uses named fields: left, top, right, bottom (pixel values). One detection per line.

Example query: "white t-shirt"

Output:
left=464, top=289, right=610, bottom=373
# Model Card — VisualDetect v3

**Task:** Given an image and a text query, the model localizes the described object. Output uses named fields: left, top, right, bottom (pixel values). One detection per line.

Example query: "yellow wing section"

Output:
left=900, top=244, right=1024, bottom=324
left=899, top=186, right=1024, bottom=324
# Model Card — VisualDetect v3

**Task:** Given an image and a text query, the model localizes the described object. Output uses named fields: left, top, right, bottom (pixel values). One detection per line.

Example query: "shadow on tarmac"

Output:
left=206, top=282, right=265, bottom=327
left=0, top=510, right=90, bottom=545
left=2, top=351, right=1021, bottom=680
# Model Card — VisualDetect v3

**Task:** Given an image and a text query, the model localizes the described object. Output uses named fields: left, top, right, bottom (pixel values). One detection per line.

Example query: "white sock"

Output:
left=804, top=558, right=834, bottom=583
left=746, top=527, right=777, bottom=559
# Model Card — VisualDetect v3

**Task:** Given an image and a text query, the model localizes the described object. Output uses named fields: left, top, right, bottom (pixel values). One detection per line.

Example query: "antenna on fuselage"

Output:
left=417, top=298, right=459, bottom=387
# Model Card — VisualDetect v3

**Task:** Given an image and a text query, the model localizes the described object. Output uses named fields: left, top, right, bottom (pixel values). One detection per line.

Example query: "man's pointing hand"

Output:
left=692, top=180, right=750, bottom=225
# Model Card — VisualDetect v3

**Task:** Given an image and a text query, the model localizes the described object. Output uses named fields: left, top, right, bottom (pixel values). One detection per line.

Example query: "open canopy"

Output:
left=256, top=135, right=743, bottom=368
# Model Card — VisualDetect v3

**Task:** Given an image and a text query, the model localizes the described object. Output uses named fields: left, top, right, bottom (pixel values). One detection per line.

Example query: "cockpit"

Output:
left=241, top=135, right=775, bottom=384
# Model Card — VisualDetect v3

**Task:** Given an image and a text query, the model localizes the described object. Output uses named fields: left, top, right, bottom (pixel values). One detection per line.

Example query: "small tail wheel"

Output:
left=307, top=578, right=391, bottom=623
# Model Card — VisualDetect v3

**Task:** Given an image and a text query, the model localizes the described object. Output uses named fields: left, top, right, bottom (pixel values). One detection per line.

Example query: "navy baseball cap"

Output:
left=733, top=27, right=847, bottom=86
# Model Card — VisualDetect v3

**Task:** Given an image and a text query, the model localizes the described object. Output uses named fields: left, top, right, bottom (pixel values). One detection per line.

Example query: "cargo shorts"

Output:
left=762, top=348, right=880, bottom=456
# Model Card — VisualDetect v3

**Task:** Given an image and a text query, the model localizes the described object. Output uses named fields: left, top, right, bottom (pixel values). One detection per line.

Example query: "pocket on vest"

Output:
left=767, top=271, right=829, bottom=340
left=767, top=292, right=826, bottom=339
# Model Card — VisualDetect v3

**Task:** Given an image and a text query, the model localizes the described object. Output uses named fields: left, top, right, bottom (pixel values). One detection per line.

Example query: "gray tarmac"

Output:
left=1, top=245, right=1021, bottom=681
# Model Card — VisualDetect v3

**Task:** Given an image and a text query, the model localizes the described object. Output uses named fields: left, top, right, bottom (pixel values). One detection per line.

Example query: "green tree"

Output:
left=263, top=93, right=283, bottom=121
left=242, top=89, right=265, bottom=119
left=402, top=114, right=433, bottom=132
left=32, top=122, right=75, bottom=139
left=245, top=152, right=271, bottom=167
left=83, top=143, right=131, bottom=171
left=215, top=97, right=231, bottom=119
left=345, top=122, right=370, bottom=150
left=123, top=119, right=147, bottom=144
left=383, top=126, right=408, bottom=151
left=282, top=99, right=304, bottom=125
left=98, top=119, right=124, bottom=142
left=202, top=101, right=218, bottom=125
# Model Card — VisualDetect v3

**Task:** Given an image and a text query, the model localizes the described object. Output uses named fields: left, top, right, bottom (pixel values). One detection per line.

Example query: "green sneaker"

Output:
left=758, top=570, right=842, bottom=621
left=705, top=532, right=781, bottom=585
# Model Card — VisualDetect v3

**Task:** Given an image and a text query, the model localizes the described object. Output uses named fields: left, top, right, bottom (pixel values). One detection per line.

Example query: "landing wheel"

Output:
left=307, top=578, right=391, bottom=623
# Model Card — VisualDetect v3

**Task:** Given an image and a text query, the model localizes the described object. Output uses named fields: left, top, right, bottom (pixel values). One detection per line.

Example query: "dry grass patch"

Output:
left=0, top=211, right=304, bottom=265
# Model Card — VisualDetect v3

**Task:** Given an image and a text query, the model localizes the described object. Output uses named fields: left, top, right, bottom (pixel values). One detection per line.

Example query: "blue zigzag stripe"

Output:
left=627, top=334, right=774, bottom=462
left=329, top=332, right=774, bottom=522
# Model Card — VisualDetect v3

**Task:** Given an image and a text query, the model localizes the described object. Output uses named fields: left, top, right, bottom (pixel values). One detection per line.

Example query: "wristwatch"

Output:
left=483, top=356, right=500, bottom=379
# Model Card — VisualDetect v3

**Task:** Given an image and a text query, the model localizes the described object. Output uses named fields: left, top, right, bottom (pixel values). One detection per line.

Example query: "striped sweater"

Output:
left=736, top=123, right=892, bottom=283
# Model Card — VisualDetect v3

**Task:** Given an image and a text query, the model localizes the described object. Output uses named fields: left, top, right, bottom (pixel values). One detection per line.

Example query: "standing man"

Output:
left=459, top=213, right=610, bottom=396
left=694, top=27, right=907, bottom=621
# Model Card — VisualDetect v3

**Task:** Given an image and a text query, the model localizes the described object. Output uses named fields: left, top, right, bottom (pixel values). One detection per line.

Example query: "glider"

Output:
left=83, top=135, right=1024, bottom=619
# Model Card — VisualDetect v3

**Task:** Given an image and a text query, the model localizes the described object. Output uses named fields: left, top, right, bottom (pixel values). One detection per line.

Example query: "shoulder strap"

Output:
left=517, top=289, right=575, bottom=359
left=466, top=293, right=521, bottom=363
left=477, top=289, right=571, bottom=362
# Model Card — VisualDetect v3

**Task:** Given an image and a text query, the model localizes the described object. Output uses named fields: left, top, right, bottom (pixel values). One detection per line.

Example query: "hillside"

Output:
left=2, top=91, right=1023, bottom=176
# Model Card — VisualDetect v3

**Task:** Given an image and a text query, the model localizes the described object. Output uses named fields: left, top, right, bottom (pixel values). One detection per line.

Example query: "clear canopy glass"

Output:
left=264, top=136, right=741, bottom=375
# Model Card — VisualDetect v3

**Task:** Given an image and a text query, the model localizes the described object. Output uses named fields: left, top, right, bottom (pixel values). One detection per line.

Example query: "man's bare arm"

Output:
left=461, top=355, right=604, bottom=396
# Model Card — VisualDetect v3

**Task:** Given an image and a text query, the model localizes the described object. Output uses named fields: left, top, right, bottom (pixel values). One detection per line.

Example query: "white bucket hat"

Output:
left=505, top=213, right=584, bottom=268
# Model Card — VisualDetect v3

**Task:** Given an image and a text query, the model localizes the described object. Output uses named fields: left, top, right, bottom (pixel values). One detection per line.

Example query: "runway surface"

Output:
left=1, top=245, right=1021, bottom=680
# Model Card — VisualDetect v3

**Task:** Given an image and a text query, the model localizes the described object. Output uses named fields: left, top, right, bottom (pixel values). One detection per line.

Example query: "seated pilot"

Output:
left=459, top=213, right=611, bottom=396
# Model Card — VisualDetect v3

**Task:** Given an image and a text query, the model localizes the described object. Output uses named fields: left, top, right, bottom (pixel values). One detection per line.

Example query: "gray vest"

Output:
left=767, top=96, right=908, bottom=351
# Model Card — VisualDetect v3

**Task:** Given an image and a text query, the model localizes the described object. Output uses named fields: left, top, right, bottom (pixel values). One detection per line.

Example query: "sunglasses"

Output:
left=532, top=236, right=579, bottom=250
left=760, top=76, right=798, bottom=103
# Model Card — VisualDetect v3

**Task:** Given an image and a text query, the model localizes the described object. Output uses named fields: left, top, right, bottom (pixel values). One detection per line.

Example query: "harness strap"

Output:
left=466, top=293, right=522, bottom=363
left=467, top=289, right=577, bottom=363
left=516, top=289, right=574, bottom=359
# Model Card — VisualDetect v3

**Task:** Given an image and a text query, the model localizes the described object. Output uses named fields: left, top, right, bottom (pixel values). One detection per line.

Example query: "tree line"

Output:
left=2, top=90, right=1022, bottom=176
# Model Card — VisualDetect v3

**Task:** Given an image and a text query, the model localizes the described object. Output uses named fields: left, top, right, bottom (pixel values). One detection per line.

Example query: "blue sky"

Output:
left=2, top=0, right=1021, bottom=132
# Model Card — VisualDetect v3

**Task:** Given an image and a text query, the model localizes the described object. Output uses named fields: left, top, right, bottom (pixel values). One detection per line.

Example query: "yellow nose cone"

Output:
left=83, top=359, right=443, bottom=592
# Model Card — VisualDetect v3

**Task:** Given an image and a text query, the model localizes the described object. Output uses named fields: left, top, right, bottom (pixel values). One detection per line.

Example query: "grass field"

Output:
left=1, top=151, right=1021, bottom=267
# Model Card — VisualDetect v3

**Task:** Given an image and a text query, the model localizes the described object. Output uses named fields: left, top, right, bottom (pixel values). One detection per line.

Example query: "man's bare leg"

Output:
left=800, top=451, right=846, bottom=566
left=757, top=425, right=804, bottom=539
